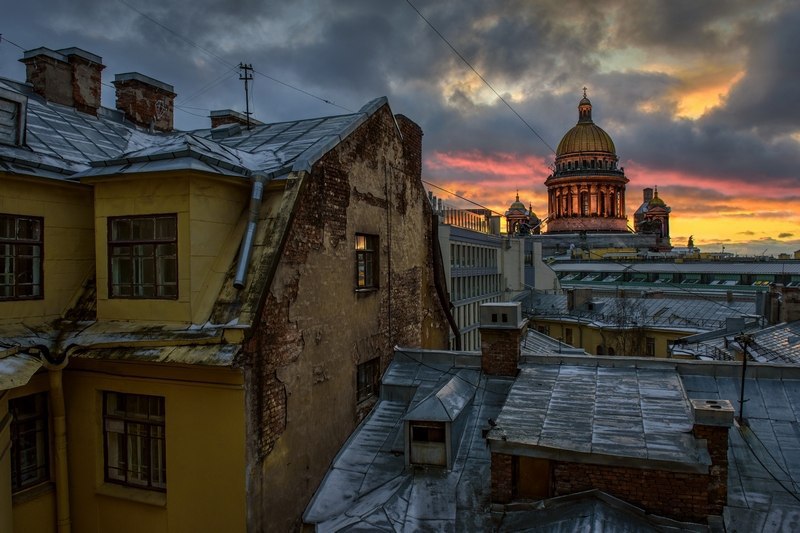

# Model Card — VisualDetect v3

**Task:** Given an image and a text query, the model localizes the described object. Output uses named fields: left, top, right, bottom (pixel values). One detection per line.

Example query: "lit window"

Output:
left=104, top=392, right=166, bottom=491
left=10, top=393, right=49, bottom=492
left=0, top=214, right=43, bottom=300
left=357, top=357, right=381, bottom=402
left=355, top=234, right=378, bottom=289
left=109, top=215, right=177, bottom=298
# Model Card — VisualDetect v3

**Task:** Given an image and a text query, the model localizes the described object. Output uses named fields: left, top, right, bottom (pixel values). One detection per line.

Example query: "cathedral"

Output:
left=505, top=91, right=672, bottom=254
left=544, top=90, right=629, bottom=233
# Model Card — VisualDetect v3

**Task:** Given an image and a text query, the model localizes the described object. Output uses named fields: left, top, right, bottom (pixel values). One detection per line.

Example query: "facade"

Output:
left=544, top=91, right=629, bottom=233
left=1, top=45, right=449, bottom=532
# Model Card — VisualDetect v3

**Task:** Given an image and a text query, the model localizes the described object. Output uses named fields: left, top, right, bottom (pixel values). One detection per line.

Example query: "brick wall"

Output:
left=491, top=453, right=514, bottom=503
left=113, top=78, right=175, bottom=131
left=553, top=461, right=713, bottom=522
left=480, top=328, right=522, bottom=376
left=692, top=424, right=729, bottom=514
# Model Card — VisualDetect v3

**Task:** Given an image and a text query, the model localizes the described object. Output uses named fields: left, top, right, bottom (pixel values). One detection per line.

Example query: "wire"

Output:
left=0, top=34, right=26, bottom=51
left=422, top=179, right=505, bottom=216
left=738, top=425, right=800, bottom=504
left=404, top=0, right=556, bottom=154
left=178, top=66, right=239, bottom=105
left=115, top=0, right=351, bottom=113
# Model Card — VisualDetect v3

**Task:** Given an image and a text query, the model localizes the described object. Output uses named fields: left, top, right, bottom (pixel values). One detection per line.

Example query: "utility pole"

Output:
left=238, top=63, right=254, bottom=130
left=735, top=332, right=753, bottom=426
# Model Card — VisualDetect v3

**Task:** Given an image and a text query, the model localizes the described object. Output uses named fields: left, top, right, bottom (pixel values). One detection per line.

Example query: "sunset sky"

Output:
left=2, top=1, right=799, bottom=256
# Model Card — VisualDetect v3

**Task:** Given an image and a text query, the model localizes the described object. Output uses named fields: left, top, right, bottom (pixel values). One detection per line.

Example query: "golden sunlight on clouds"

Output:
left=439, top=72, right=527, bottom=108
left=638, top=61, right=745, bottom=119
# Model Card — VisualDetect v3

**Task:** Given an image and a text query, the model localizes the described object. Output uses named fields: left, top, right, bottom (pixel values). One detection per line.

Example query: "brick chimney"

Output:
left=394, top=114, right=423, bottom=181
left=20, top=47, right=105, bottom=115
left=113, top=72, right=176, bottom=132
left=479, top=302, right=527, bottom=376
left=643, top=187, right=654, bottom=203
left=209, top=109, right=263, bottom=129
left=691, top=399, right=734, bottom=515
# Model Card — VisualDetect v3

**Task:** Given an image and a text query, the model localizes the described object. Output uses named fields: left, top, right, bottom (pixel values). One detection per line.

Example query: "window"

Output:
left=564, top=328, right=573, bottom=346
left=411, top=422, right=446, bottom=443
left=104, top=392, right=166, bottom=491
left=0, top=90, right=27, bottom=146
left=109, top=215, right=177, bottom=298
left=355, top=234, right=378, bottom=289
left=646, top=337, right=656, bottom=357
left=0, top=214, right=43, bottom=300
left=10, top=393, right=49, bottom=492
left=357, top=357, right=381, bottom=402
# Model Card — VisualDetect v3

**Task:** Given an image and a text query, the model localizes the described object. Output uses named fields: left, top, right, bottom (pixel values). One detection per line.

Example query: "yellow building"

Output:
left=526, top=289, right=754, bottom=358
left=1, top=46, right=449, bottom=532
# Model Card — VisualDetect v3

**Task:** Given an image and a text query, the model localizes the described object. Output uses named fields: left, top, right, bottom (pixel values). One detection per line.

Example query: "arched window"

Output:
left=581, top=191, right=589, bottom=215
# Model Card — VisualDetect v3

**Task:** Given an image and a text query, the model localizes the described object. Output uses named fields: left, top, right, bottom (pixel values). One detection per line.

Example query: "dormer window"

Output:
left=108, top=214, right=177, bottom=299
left=0, top=89, right=27, bottom=146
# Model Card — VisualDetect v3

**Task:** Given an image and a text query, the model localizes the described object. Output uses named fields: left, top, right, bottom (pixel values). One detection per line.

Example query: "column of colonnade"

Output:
left=549, top=183, right=626, bottom=219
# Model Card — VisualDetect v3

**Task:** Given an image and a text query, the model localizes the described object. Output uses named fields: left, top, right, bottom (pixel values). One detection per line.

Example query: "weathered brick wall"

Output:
left=24, top=55, right=74, bottom=107
left=480, top=328, right=521, bottom=376
left=553, top=461, right=714, bottom=522
left=68, top=56, right=103, bottom=115
left=491, top=453, right=514, bottom=503
left=113, top=79, right=175, bottom=131
left=693, top=424, right=729, bottom=514
left=244, top=103, right=449, bottom=531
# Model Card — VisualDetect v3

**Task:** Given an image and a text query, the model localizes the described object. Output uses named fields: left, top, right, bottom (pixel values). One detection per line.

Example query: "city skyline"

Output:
left=2, top=0, right=798, bottom=255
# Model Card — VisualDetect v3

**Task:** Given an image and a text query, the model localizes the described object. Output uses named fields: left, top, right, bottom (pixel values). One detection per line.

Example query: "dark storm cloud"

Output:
left=1, top=0, right=798, bottom=195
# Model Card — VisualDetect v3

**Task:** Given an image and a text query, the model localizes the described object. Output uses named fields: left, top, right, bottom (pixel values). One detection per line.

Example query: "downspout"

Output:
left=34, top=346, right=70, bottom=533
left=430, top=213, right=461, bottom=350
left=234, top=173, right=269, bottom=290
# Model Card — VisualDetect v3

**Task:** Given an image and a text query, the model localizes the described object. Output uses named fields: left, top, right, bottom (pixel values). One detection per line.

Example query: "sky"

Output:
left=2, top=0, right=799, bottom=256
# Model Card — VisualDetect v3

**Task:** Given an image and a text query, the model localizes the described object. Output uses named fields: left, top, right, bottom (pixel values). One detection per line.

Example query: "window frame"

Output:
left=356, top=357, right=381, bottom=403
left=107, top=214, right=178, bottom=300
left=354, top=233, right=379, bottom=291
left=9, top=392, right=50, bottom=492
left=0, top=213, right=44, bottom=301
left=103, top=391, right=167, bottom=492
left=646, top=337, right=656, bottom=357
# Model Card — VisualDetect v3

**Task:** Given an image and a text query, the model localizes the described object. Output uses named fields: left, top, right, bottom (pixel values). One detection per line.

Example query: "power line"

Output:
left=405, top=0, right=556, bottom=154
left=0, top=34, right=26, bottom=51
left=422, top=179, right=505, bottom=217
left=115, top=0, right=352, bottom=113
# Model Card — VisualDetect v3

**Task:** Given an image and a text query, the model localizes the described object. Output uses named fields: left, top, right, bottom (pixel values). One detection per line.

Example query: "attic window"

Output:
left=0, top=92, right=26, bottom=146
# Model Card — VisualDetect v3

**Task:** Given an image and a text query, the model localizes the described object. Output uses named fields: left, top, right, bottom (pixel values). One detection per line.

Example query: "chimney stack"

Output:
left=20, top=47, right=105, bottom=115
left=394, top=114, right=423, bottom=181
left=691, top=399, right=734, bottom=515
left=209, top=109, right=263, bottom=129
left=479, top=302, right=527, bottom=376
left=113, top=72, right=176, bottom=132
left=643, top=187, right=654, bottom=203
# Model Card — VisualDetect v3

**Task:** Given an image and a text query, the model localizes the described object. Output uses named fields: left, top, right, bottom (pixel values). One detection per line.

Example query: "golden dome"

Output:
left=648, top=188, right=666, bottom=207
left=556, top=123, right=616, bottom=156
left=556, top=92, right=616, bottom=156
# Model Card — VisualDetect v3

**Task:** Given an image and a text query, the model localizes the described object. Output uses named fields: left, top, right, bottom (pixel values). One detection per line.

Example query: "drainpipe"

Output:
left=234, top=173, right=268, bottom=290
left=34, top=346, right=70, bottom=533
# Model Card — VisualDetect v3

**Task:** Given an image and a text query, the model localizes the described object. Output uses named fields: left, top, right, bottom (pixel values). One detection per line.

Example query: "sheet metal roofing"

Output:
left=551, top=260, right=800, bottom=276
left=487, top=364, right=704, bottom=470
left=678, top=321, right=800, bottom=364
left=306, top=352, right=800, bottom=532
left=522, top=328, right=589, bottom=356
left=0, top=76, right=389, bottom=179
left=530, top=292, right=754, bottom=332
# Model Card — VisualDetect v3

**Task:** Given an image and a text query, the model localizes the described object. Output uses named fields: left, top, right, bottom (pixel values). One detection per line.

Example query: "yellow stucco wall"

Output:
left=92, top=173, right=248, bottom=324
left=531, top=318, right=687, bottom=357
left=64, top=360, right=246, bottom=533
left=0, top=175, right=94, bottom=324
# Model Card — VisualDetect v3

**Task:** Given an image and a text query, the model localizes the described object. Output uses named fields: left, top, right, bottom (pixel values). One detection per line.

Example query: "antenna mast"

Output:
left=238, top=62, right=254, bottom=130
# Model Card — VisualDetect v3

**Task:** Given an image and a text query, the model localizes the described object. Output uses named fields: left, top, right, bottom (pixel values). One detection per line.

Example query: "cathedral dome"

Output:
left=556, top=94, right=616, bottom=156
left=648, top=188, right=667, bottom=208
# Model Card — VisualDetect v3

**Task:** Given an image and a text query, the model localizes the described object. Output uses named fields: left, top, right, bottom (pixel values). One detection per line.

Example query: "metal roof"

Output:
left=530, top=293, right=754, bottom=332
left=306, top=352, right=800, bottom=531
left=0, top=353, right=42, bottom=390
left=487, top=364, right=704, bottom=470
left=678, top=321, right=800, bottom=364
left=403, top=368, right=478, bottom=422
left=0, top=76, right=390, bottom=180
left=552, top=261, right=800, bottom=276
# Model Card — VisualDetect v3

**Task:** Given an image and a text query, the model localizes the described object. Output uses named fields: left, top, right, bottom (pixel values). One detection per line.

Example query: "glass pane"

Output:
left=111, top=219, right=131, bottom=241
left=132, top=218, right=154, bottom=240
left=355, top=235, right=366, bottom=250
left=16, top=218, right=40, bottom=240
left=155, top=217, right=176, bottom=240
left=0, top=216, right=13, bottom=239
left=158, top=256, right=177, bottom=284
